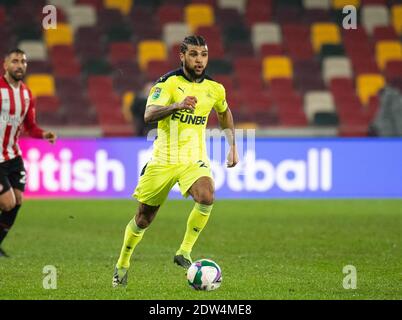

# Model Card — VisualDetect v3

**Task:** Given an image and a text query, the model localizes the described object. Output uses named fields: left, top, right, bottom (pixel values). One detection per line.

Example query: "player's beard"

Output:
left=183, top=60, right=205, bottom=81
left=9, top=69, right=25, bottom=82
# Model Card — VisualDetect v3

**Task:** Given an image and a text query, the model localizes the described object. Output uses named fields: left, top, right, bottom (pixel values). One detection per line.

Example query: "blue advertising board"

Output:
left=20, top=138, right=402, bottom=199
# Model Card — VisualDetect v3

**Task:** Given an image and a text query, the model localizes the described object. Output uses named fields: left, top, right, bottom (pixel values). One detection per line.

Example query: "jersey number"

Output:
left=197, top=160, right=208, bottom=168
left=19, top=171, right=27, bottom=184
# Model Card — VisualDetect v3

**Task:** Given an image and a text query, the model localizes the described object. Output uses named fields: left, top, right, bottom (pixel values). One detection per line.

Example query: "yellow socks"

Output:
left=177, top=203, right=213, bottom=256
left=116, top=219, right=146, bottom=269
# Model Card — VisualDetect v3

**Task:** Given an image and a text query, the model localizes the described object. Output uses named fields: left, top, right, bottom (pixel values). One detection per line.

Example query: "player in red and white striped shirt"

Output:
left=0, top=48, right=56, bottom=257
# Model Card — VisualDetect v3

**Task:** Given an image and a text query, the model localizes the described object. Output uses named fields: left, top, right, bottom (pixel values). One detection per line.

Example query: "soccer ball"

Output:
left=186, top=259, right=222, bottom=291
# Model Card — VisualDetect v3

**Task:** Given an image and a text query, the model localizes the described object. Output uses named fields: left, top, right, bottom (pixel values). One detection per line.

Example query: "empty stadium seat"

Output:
left=322, top=57, right=353, bottom=85
left=66, top=5, right=97, bottom=30
left=18, top=41, right=47, bottom=60
left=373, top=26, right=398, bottom=41
left=385, top=60, right=402, bottom=81
left=163, top=23, right=191, bottom=48
left=138, top=40, right=167, bottom=70
left=45, top=23, right=74, bottom=48
left=146, top=61, right=171, bottom=81
left=331, top=0, right=360, bottom=9
left=260, top=44, right=284, bottom=56
left=304, top=91, right=336, bottom=124
left=26, top=74, right=56, bottom=97
left=218, top=0, right=247, bottom=13
left=251, top=23, right=282, bottom=52
left=361, top=5, right=389, bottom=35
left=262, top=56, right=293, bottom=81
left=356, top=73, right=385, bottom=104
left=245, top=3, right=272, bottom=27
left=48, top=0, right=75, bottom=10
left=156, top=5, right=183, bottom=25
left=196, top=26, right=225, bottom=58
left=282, top=24, right=314, bottom=60
left=185, top=4, right=215, bottom=32
left=36, top=96, right=61, bottom=112
left=311, top=23, right=341, bottom=53
left=104, top=0, right=132, bottom=15
left=77, top=0, right=104, bottom=10
left=391, top=4, right=402, bottom=35
left=108, top=42, right=136, bottom=64
left=375, top=40, right=402, bottom=70
left=303, top=0, right=330, bottom=9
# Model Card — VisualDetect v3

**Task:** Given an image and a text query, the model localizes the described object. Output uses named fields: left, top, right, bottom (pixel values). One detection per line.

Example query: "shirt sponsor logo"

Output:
left=171, top=111, right=206, bottom=125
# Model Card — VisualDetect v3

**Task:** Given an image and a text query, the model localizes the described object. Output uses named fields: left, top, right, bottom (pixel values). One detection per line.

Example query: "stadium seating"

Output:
left=375, top=40, right=402, bottom=70
left=322, top=57, right=353, bottom=85
left=391, top=4, right=402, bottom=34
left=356, top=74, right=385, bottom=104
left=262, top=56, right=293, bottom=81
left=311, top=23, right=341, bottom=53
left=66, top=5, right=97, bottom=31
left=251, top=23, right=282, bottom=52
left=303, top=0, right=330, bottom=10
left=0, top=0, right=399, bottom=136
left=304, top=91, right=337, bottom=124
left=185, top=4, right=215, bottom=32
left=19, top=41, right=47, bottom=60
left=361, top=5, right=390, bottom=35
left=137, top=40, right=167, bottom=71
left=163, top=23, right=191, bottom=48
left=44, top=23, right=74, bottom=48
left=332, top=0, right=360, bottom=9
left=26, top=74, right=56, bottom=97
left=218, top=0, right=246, bottom=12
left=104, top=0, right=133, bottom=15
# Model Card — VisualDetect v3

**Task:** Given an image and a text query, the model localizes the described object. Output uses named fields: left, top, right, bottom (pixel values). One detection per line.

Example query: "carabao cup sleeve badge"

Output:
left=152, top=87, right=162, bottom=100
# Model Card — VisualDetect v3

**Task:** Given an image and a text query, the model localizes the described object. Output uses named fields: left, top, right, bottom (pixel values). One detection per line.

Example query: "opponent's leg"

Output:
left=113, top=203, right=159, bottom=287
left=0, top=188, right=18, bottom=257
left=175, top=177, right=214, bottom=268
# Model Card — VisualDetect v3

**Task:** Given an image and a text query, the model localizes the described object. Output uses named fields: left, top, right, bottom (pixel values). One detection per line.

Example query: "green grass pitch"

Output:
left=0, top=199, right=401, bottom=300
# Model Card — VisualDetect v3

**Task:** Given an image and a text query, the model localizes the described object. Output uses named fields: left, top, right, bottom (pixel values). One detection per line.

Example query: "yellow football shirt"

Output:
left=146, top=68, right=228, bottom=164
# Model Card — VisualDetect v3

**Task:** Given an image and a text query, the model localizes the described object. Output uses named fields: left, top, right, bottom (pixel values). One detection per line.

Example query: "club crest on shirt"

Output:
left=152, top=87, right=162, bottom=100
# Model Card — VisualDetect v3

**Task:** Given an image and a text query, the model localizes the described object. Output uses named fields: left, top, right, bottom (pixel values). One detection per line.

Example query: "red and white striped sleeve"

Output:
left=23, top=90, right=44, bottom=138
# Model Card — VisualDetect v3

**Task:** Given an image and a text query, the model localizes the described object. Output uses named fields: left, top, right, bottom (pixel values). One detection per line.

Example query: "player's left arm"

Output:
left=214, top=84, right=238, bottom=168
left=24, top=96, right=57, bottom=144
left=217, top=107, right=239, bottom=168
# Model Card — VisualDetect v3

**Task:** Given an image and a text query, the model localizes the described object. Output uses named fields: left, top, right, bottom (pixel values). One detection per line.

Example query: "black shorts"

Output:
left=0, top=156, right=26, bottom=195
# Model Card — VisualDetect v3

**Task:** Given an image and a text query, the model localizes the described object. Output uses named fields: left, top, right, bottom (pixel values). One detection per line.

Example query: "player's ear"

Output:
left=179, top=52, right=185, bottom=65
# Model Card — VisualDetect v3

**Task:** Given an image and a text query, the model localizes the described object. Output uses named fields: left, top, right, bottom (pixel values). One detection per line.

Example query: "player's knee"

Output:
left=136, top=203, right=159, bottom=228
left=195, top=191, right=214, bottom=206
left=0, top=200, right=16, bottom=212
left=136, top=215, right=151, bottom=229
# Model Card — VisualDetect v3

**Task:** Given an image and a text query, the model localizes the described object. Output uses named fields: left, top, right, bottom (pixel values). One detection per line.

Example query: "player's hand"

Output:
left=226, top=145, right=239, bottom=168
left=178, top=96, right=197, bottom=112
left=43, top=131, right=57, bottom=144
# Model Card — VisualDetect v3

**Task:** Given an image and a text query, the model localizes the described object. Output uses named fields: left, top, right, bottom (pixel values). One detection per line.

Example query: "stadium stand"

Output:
left=1, top=0, right=401, bottom=137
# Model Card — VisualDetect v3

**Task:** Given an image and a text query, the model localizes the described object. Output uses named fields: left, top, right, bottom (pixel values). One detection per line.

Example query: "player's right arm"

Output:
left=144, top=96, right=197, bottom=123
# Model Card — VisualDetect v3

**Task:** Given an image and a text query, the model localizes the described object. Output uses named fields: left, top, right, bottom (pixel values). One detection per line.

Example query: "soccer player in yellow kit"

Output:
left=113, top=36, right=239, bottom=287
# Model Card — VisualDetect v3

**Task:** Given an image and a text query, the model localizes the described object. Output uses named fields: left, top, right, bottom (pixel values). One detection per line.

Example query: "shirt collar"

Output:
left=178, top=68, right=206, bottom=83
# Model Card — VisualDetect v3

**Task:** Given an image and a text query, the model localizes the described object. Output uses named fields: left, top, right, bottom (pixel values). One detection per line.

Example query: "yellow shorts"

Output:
left=133, top=160, right=213, bottom=206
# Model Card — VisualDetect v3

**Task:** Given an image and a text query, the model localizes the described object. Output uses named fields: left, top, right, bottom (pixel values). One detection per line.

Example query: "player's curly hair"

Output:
left=180, top=35, right=207, bottom=53
left=4, top=48, right=25, bottom=58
